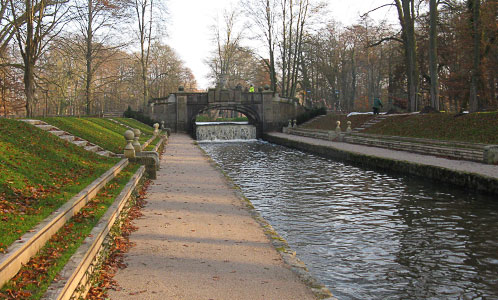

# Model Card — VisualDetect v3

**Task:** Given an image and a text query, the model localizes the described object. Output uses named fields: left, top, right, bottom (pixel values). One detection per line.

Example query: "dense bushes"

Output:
left=296, top=107, right=327, bottom=125
left=123, top=106, right=157, bottom=127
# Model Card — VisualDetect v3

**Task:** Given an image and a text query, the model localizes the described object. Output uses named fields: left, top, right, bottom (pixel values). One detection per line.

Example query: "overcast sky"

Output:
left=167, top=0, right=398, bottom=90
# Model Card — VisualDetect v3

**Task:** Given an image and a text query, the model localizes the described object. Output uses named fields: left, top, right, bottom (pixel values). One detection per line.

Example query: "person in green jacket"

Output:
left=249, top=84, right=255, bottom=93
left=373, top=97, right=383, bottom=115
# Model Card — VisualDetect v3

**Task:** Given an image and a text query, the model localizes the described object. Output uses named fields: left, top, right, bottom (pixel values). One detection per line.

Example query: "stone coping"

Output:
left=42, top=166, right=145, bottom=300
left=0, top=159, right=129, bottom=288
left=286, top=127, right=489, bottom=163
left=265, top=133, right=498, bottom=196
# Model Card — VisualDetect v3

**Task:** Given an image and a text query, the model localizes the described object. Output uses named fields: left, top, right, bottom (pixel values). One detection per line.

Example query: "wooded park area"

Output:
left=0, top=0, right=496, bottom=117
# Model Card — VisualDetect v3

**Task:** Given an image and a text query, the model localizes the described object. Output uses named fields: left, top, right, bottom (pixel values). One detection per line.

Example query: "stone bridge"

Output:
left=147, top=88, right=305, bottom=138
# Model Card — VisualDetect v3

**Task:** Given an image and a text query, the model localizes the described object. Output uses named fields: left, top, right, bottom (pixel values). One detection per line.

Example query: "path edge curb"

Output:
left=42, top=166, right=146, bottom=300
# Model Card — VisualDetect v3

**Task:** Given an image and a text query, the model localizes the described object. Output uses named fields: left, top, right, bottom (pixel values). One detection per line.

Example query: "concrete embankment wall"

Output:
left=264, top=134, right=498, bottom=196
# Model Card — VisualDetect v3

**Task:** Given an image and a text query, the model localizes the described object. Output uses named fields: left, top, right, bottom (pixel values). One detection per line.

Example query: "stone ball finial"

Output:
left=346, top=121, right=352, bottom=133
left=132, top=128, right=141, bottom=153
left=124, top=130, right=134, bottom=141
left=264, top=84, right=270, bottom=91
left=335, top=120, right=342, bottom=133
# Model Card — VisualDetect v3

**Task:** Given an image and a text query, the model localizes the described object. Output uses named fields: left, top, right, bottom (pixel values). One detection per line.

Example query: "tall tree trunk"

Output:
left=395, top=0, right=419, bottom=112
left=350, top=48, right=356, bottom=111
left=469, top=0, right=480, bottom=112
left=86, top=0, right=93, bottom=115
left=429, top=0, right=439, bottom=110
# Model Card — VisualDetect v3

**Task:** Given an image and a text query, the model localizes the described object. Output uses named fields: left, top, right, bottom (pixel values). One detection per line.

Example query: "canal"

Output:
left=199, top=141, right=498, bottom=300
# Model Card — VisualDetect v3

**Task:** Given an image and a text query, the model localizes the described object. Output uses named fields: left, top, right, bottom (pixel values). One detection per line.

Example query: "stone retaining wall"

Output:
left=264, top=134, right=498, bottom=196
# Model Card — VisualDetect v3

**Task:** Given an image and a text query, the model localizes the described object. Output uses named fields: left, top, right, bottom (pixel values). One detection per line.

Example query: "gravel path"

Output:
left=268, top=132, right=498, bottom=179
left=109, top=134, right=317, bottom=300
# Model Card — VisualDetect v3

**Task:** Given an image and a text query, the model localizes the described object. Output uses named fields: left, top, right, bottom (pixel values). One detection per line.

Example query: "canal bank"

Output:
left=108, top=134, right=331, bottom=300
left=264, top=132, right=498, bottom=195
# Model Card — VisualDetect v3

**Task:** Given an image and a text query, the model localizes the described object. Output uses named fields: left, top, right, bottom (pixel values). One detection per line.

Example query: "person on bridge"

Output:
left=249, top=84, right=255, bottom=93
left=373, top=97, right=383, bottom=115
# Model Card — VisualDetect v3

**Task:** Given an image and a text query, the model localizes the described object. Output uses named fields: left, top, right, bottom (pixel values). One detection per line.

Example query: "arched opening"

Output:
left=189, top=105, right=261, bottom=140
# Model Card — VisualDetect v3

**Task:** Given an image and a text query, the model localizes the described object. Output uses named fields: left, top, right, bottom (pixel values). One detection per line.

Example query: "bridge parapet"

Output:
left=147, top=87, right=304, bottom=137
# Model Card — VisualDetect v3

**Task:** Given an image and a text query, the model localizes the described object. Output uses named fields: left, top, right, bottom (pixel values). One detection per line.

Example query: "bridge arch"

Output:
left=189, top=104, right=262, bottom=138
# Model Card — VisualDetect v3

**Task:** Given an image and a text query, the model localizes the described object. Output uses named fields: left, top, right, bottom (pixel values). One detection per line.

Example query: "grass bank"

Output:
left=0, top=164, right=139, bottom=300
left=302, top=112, right=498, bottom=145
left=365, top=112, right=498, bottom=144
left=40, top=117, right=154, bottom=153
left=0, top=118, right=119, bottom=250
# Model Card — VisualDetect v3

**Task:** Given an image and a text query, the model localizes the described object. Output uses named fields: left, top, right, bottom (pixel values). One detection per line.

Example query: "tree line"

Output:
left=208, top=0, right=496, bottom=112
left=0, top=0, right=196, bottom=117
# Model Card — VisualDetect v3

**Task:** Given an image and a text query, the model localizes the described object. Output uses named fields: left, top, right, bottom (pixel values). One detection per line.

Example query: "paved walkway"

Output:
left=268, top=132, right=498, bottom=179
left=109, top=134, right=317, bottom=300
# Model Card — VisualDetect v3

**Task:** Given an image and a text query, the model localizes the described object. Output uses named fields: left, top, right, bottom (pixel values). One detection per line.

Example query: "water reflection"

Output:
left=200, top=141, right=498, bottom=300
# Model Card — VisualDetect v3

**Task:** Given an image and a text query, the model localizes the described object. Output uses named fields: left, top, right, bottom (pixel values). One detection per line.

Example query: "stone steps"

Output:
left=20, top=119, right=117, bottom=157
left=353, top=115, right=387, bottom=132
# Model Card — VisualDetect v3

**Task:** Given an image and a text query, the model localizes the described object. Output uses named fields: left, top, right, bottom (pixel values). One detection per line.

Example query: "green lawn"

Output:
left=0, top=118, right=119, bottom=250
left=113, top=117, right=155, bottom=136
left=364, top=112, right=498, bottom=144
left=301, top=111, right=498, bottom=145
left=39, top=117, right=153, bottom=153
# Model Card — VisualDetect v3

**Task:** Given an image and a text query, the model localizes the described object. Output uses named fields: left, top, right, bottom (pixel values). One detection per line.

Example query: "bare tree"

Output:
left=69, top=0, right=127, bottom=115
left=468, top=0, right=480, bottom=112
left=9, top=0, right=68, bottom=116
left=242, top=0, right=278, bottom=92
left=428, top=0, right=439, bottom=110
left=132, top=0, right=163, bottom=109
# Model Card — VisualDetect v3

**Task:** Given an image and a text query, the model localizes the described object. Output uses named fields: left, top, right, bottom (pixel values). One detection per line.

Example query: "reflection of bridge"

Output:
left=147, top=88, right=305, bottom=138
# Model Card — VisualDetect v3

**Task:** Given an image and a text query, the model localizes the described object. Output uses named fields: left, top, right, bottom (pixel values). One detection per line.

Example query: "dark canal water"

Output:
left=199, top=141, right=498, bottom=300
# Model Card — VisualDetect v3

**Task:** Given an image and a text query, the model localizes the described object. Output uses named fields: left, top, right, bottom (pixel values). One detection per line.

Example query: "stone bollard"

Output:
left=132, top=128, right=141, bottom=153
left=335, top=121, right=342, bottom=134
left=346, top=121, right=352, bottom=133
left=288, top=119, right=292, bottom=128
left=124, top=130, right=136, bottom=158
left=483, top=145, right=498, bottom=164
left=161, top=121, right=165, bottom=129
left=293, top=119, right=297, bottom=128
left=153, top=123, right=160, bottom=136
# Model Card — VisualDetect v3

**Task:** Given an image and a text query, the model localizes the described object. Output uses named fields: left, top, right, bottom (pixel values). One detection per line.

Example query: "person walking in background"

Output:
left=249, top=84, right=255, bottom=93
left=373, top=97, right=383, bottom=115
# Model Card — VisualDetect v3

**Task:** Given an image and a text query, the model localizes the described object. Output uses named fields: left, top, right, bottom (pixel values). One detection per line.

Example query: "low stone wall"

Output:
left=264, top=134, right=498, bottom=196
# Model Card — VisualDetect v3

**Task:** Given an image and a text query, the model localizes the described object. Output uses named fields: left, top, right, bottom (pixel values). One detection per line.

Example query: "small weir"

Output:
left=200, top=141, right=498, bottom=300
left=195, top=122, right=256, bottom=141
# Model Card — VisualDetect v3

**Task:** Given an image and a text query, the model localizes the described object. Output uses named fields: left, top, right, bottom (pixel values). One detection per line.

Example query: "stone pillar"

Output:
left=153, top=123, right=160, bottom=136
left=335, top=121, right=342, bottom=134
left=133, top=128, right=141, bottom=153
left=346, top=121, right=352, bottom=133
left=161, top=121, right=165, bottom=129
left=176, top=94, right=188, bottom=132
left=124, top=130, right=135, bottom=158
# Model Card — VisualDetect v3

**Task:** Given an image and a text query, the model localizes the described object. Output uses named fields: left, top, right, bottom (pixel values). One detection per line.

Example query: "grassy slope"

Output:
left=40, top=117, right=154, bottom=153
left=364, top=112, right=498, bottom=144
left=0, top=119, right=119, bottom=249
left=114, top=117, right=155, bottom=136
